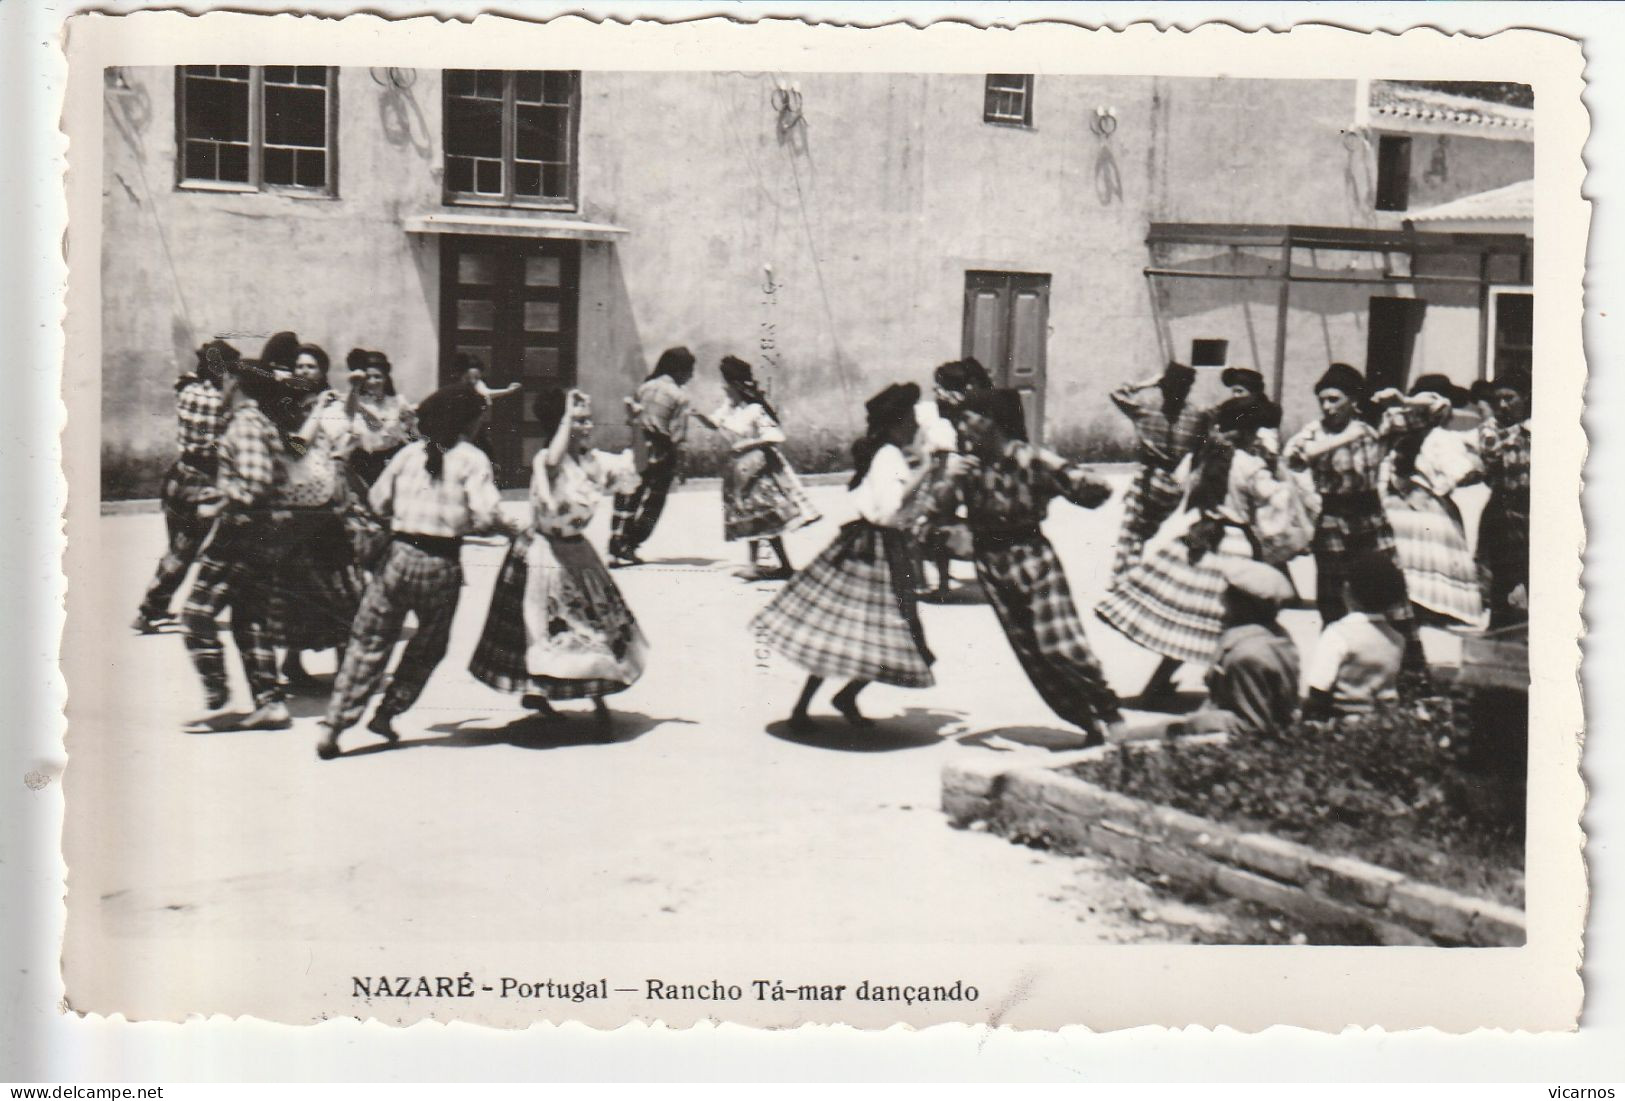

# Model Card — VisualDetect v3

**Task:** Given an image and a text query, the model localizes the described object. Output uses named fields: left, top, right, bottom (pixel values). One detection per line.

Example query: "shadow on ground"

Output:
left=764, top=707, right=966, bottom=753
left=321, top=709, right=692, bottom=759
left=956, top=725, right=1100, bottom=752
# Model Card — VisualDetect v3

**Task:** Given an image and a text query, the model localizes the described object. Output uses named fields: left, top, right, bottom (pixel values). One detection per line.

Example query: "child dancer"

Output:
left=752, top=383, right=935, bottom=728
left=696, top=355, right=820, bottom=580
left=317, top=383, right=514, bottom=760
left=469, top=389, right=649, bottom=736
left=923, top=389, right=1124, bottom=745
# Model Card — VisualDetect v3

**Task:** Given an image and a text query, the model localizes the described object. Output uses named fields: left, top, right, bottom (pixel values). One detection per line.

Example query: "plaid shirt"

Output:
left=175, top=379, right=225, bottom=463
left=634, top=375, right=691, bottom=445
left=1477, top=419, right=1532, bottom=505
left=928, top=442, right=1111, bottom=535
left=1285, top=419, right=1386, bottom=504
left=370, top=440, right=505, bottom=537
left=1112, top=386, right=1209, bottom=470
left=215, top=401, right=285, bottom=511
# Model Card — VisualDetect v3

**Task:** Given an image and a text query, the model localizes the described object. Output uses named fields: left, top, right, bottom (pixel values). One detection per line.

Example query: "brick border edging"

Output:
left=941, top=748, right=1525, bottom=947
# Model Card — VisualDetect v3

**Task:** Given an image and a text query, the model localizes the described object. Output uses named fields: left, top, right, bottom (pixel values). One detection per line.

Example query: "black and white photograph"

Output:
left=51, top=11, right=1586, bottom=1033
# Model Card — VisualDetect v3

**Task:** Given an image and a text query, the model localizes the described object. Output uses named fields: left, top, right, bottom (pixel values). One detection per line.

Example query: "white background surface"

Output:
left=2, top=0, right=1620, bottom=1082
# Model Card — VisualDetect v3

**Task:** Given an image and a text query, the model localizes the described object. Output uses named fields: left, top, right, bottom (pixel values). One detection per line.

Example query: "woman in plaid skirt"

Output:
left=924, top=389, right=1124, bottom=744
left=1284, top=363, right=1421, bottom=665
left=1372, top=377, right=1487, bottom=628
left=317, top=383, right=515, bottom=760
left=752, top=383, right=935, bottom=728
left=469, top=388, right=649, bottom=735
left=694, top=356, right=820, bottom=581
left=273, top=342, right=366, bottom=689
left=1095, top=394, right=1291, bottom=680
left=1109, top=362, right=1208, bottom=580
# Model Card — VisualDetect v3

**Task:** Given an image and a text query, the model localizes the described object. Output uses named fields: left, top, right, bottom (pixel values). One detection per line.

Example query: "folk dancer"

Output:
left=1219, top=365, right=1280, bottom=461
left=317, top=384, right=516, bottom=759
left=180, top=350, right=320, bottom=729
left=1372, top=376, right=1486, bottom=628
left=346, top=350, right=419, bottom=487
left=132, top=339, right=232, bottom=634
left=1109, top=361, right=1208, bottom=579
left=923, top=389, right=1124, bottom=745
left=1469, top=366, right=1532, bottom=629
left=273, top=343, right=365, bottom=690
left=908, top=357, right=992, bottom=600
left=695, top=355, right=820, bottom=580
left=752, top=383, right=936, bottom=728
left=469, top=389, right=649, bottom=737
left=609, top=346, right=697, bottom=567
left=1283, top=363, right=1421, bottom=670
left=1096, top=394, right=1292, bottom=699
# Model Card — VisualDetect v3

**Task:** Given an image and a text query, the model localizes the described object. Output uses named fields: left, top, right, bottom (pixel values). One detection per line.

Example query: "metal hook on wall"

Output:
left=1089, top=105, right=1119, bottom=139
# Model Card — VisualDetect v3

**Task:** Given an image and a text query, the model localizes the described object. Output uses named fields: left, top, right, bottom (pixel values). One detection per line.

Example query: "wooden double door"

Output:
left=439, top=235, right=581, bottom=486
left=963, top=271, right=1050, bottom=444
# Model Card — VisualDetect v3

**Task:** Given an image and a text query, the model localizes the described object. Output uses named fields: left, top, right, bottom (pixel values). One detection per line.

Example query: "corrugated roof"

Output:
left=1405, top=178, right=1534, bottom=223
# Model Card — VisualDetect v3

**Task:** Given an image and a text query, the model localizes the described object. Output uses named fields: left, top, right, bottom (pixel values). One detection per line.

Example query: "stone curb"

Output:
left=941, top=748, right=1525, bottom=947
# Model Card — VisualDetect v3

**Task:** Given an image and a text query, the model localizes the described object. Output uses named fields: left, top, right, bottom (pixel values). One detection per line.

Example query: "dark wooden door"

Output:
left=963, top=271, right=1050, bottom=444
left=439, top=235, right=580, bottom=486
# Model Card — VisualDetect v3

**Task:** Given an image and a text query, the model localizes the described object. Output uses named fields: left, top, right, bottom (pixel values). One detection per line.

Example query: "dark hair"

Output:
left=346, top=347, right=371, bottom=374
left=719, top=355, right=779, bottom=422
left=258, top=331, right=301, bottom=372
left=933, top=360, right=970, bottom=393
left=959, top=357, right=993, bottom=391
left=1187, top=436, right=1238, bottom=517
left=1345, top=552, right=1408, bottom=616
left=850, top=383, right=920, bottom=489
left=190, top=340, right=238, bottom=388
left=364, top=351, right=397, bottom=396
left=649, top=346, right=696, bottom=382
left=295, top=343, right=331, bottom=392
left=532, top=387, right=570, bottom=438
left=960, top=388, right=1028, bottom=443
left=415, top=384, right=487, bottom=481
left=452, top=351, right=484, bottom=377
left=1470, top=379, right=1497, bottom=405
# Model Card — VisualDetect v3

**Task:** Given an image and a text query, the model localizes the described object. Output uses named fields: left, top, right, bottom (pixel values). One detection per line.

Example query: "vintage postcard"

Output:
left=58, top=11, right=1588, bottom=1031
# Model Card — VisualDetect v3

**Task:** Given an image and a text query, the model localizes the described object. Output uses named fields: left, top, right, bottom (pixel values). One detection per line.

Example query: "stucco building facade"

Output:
left=99, top=69, right=1533, bottom=494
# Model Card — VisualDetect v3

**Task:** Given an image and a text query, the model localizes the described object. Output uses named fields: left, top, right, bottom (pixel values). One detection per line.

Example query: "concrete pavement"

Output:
left=69, top=473, right=1475, bottom=969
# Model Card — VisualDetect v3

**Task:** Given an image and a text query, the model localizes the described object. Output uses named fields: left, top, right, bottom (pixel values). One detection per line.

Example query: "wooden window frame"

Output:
left=983, top=74, right=1034, bottom=128
left=442, top=70, right=581, bottom=212
left=174, top=66, right=339, bottom=197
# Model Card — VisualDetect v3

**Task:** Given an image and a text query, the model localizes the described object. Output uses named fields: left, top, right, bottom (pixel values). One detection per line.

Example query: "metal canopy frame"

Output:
left=1143, top=222, right=1532, bottom=396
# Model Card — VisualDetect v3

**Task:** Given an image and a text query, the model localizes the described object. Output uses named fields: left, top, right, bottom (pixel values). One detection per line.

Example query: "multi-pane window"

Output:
left=176, top=66, right=336, bottom=193
left=443, top=70, right=579, bottom=208
left=983, top=74, right=1034, bottom=127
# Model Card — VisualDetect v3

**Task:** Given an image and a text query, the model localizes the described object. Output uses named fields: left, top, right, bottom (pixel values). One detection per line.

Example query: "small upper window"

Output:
left=983, top=75, right=1033, bottom=127
left=443, top=70, right=579, bottom=209
left=176, top=66, right=337, bottom=194
left=1375, top=134, right=1412, bottom=212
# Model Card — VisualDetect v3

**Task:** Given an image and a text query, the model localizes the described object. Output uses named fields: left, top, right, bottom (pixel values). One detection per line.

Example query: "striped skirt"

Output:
left=1096, top=516, right=1264, bottom=666
left=469, top=529, right=649, bottom=700
left=751, top=522, right=935, bottom=687
left=1110, top=464, right=1182, bottom=579
left=1384, top=484, right=1486, bottom=627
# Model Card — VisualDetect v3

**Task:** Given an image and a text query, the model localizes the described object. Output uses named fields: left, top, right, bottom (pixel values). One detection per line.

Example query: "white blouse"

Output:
left=711, top=401, right=785, bottom=446
left=848, top=444, right=912, bottom=528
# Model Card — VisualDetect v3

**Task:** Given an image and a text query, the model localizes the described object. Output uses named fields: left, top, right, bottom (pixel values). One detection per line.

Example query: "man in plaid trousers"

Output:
left=181, top=349, right=318, bottom=730
left=609, top=346, right=696, bottom=567
left=132, top=340, right=233, bottom=634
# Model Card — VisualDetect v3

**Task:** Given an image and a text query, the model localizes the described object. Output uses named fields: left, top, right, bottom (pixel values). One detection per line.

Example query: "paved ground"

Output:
left=69, top=473, right=1478, bottom=967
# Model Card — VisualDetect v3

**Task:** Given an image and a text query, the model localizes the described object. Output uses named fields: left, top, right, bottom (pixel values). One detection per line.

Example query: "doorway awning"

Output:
left=404, top=211, right=630, bottom=242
